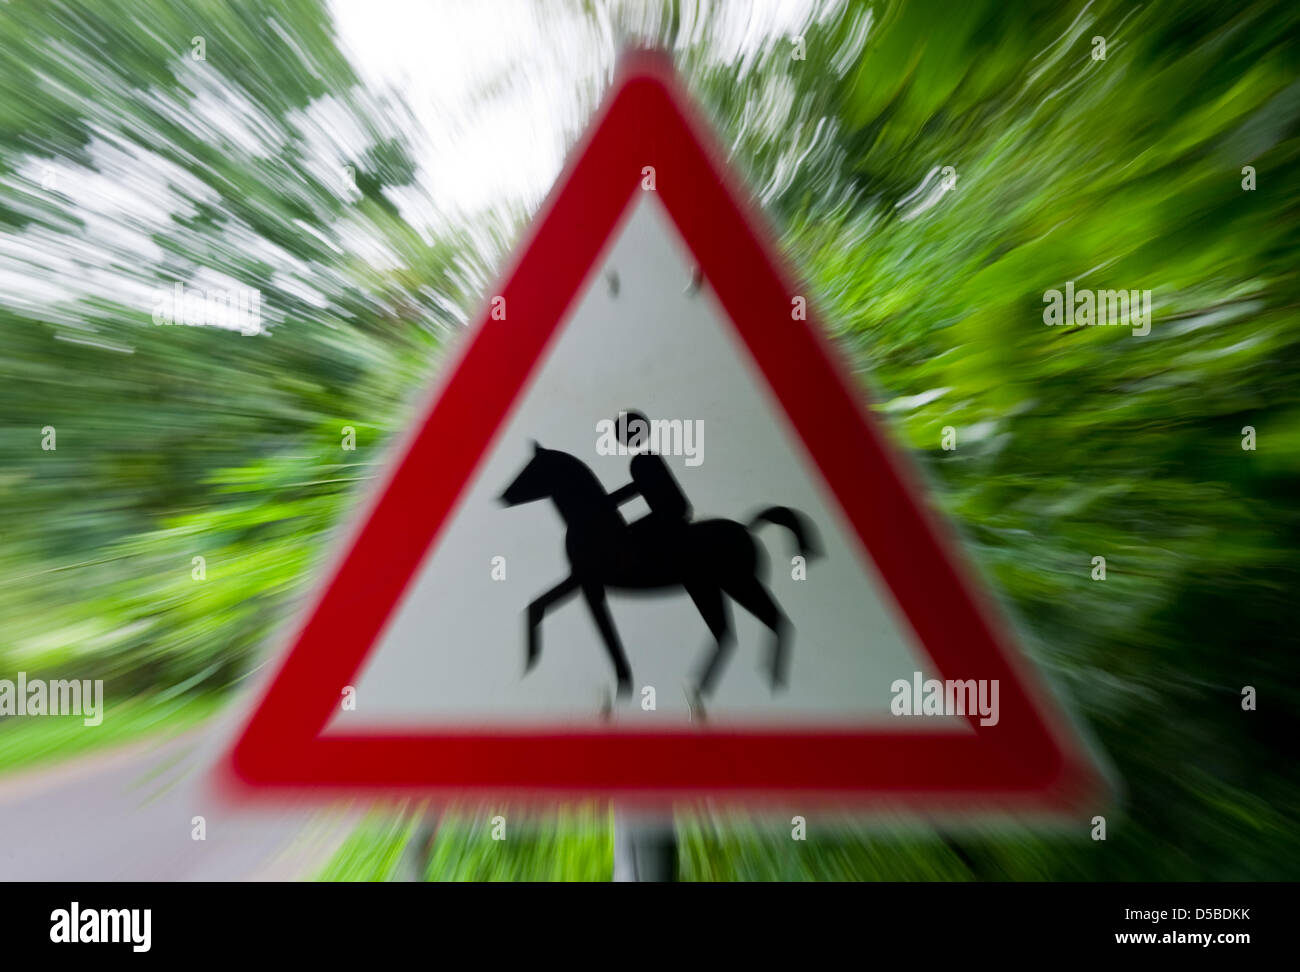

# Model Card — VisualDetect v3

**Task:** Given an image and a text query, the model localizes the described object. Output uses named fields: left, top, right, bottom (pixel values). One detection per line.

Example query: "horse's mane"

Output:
left=545, top=448, right=610, bottom=498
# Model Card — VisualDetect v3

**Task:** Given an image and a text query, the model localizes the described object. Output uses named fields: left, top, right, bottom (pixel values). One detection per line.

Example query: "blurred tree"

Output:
left=588, top=0, right=1300, bottom=879
left=0, top=0, right=504, bottom=694
left=2, top=0, right=1298, bottom=881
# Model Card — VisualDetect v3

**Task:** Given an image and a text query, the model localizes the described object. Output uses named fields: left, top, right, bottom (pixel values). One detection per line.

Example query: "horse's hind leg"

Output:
left=582, top=582, right=634, bottom=697
left=725, top=577, right=791, bottom=690
left=686, top=583, right=733, bottom=702
left=526, top=575, right=580, bottom=672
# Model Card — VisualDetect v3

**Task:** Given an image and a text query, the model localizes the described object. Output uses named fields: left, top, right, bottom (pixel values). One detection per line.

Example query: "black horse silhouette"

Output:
left=499, top=441, right=820, bottom=701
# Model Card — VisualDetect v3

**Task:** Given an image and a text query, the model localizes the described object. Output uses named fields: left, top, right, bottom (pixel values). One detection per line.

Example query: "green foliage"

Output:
left=0, top=692, right=220, bottom=775
left=315, top=812, right=420, bottom=882
left=4, top=0, right=1299, bottom=880
left=423, top=807, right=613, bottom=882
left=678, top=817, right=975, bottom=881
left=661, top=0, right=1300, bottom=879
left=0, top=0, right=501, bottom=701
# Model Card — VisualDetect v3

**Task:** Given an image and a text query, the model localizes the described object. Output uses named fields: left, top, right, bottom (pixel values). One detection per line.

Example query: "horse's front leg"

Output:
left=525, top=575, right=580, bottom=673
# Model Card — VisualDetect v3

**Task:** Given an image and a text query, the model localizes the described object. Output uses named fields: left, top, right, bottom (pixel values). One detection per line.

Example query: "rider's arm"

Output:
left=609, top=482, right=640, bottom=505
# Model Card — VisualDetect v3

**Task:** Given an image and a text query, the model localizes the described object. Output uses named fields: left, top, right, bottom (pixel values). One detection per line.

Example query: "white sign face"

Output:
left=232, top=56, right=1104, bottom=811
left=327, top=196, right=957, bottom=733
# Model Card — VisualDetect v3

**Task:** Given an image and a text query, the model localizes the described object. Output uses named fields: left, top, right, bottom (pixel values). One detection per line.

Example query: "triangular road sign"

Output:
left=227, top=52, right=1108, bottom=813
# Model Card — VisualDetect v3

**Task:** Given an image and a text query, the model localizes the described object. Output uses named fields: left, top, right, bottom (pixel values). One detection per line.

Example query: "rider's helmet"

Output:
left=614, top=410, right=651, bottom=451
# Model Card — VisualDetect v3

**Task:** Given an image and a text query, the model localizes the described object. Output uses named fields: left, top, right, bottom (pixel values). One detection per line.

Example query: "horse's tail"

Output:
left=747, top=506, right=822, bottom=559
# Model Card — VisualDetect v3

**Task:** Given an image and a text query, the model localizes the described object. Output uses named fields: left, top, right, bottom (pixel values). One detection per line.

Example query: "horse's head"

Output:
left=498, top=441, right=554, bottom=507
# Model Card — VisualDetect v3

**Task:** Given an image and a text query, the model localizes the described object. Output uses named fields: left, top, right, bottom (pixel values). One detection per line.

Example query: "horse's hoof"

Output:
left=768, top=665, right=788, bottom=692
left=685, top=683, right=708, bottom=723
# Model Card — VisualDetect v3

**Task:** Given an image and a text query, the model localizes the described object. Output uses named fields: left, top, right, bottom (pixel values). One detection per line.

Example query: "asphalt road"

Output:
left=0, top=711, right=361, bottom=881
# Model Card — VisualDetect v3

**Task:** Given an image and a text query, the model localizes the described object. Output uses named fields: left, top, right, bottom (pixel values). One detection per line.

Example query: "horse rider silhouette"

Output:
left=498, top=411, right=820, bottom=704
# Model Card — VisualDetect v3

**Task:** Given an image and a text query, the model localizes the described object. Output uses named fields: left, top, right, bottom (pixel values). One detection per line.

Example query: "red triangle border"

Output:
left=226, top=51, right=1109, bottom=813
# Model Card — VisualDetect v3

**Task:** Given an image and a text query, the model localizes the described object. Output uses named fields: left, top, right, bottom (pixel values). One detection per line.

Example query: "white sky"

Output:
left=328, top=0, right=822, bottom=222
left=328, top=0, right=601, bottom=219
left=0, top=0, right=826, bottom=333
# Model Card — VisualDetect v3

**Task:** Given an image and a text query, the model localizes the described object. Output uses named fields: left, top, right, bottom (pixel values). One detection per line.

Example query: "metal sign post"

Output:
left=612, top=809, right=677, bottom=882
